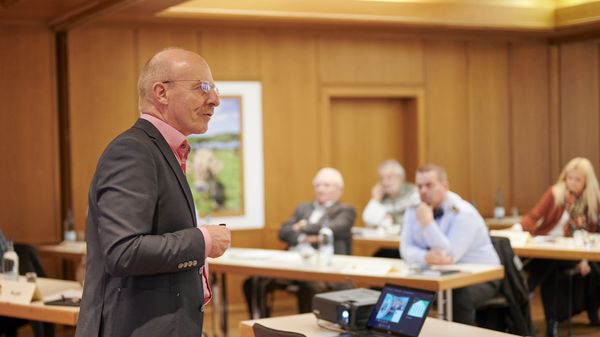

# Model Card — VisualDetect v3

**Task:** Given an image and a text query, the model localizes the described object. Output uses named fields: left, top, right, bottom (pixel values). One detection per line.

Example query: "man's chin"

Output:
left=191, top=125, right=208, bottom=134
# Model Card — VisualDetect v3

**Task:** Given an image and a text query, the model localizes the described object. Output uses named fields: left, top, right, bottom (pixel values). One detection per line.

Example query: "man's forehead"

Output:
left=380, top=167, right=399, bottom=176
left=169, top=55, right=209, bottom=75
left=315, top=178, right=334, bottom=185
left=416, top=171, right=437, bottom=182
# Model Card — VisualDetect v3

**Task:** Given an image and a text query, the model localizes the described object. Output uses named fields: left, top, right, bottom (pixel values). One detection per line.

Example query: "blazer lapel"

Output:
left=135, top=119, right=196, bottom=225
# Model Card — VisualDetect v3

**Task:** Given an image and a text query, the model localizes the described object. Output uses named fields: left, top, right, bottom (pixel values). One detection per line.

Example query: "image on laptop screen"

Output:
left=366, top=284, right=436, bottom=337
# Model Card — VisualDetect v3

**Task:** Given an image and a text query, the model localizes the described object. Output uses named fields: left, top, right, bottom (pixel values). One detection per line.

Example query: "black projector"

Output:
left=312, top=288, right=380, bottom=330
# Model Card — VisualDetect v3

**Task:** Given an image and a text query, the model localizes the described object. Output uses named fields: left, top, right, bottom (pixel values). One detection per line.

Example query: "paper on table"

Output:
left=353, top=228, right=385, bottom=238
left=43, top=289, right=83, bottom=303
left=341, top=261, right=391, bottom=276
left=489, top=229, right=531, bottom=246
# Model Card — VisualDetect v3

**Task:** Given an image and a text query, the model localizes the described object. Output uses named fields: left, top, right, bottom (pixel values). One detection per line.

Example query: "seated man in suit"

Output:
left=401, top=164, right=500, bottom=326
left=243, top=167, right=356, bottom=317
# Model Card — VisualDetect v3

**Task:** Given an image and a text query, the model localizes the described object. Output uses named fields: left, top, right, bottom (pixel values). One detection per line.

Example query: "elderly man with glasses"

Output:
left=75, top=48, right=231, bottom=337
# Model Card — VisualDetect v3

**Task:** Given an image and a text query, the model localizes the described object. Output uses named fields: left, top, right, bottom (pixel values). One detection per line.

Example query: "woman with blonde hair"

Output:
left=520, top=157, right=600, bottom=336
left=521, top=157, right=599, bottom=237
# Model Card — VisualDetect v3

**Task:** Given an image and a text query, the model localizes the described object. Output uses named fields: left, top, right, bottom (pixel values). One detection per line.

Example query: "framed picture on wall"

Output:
left=186, top=81, right=264, bottom=229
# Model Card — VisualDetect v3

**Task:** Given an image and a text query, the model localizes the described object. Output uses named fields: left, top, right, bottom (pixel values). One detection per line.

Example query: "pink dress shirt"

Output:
left=141, top=113, right=213, bottom=304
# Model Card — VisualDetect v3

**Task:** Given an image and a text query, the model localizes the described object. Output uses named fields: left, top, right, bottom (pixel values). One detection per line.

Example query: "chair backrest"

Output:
left=489, top=236, right=533, bottom=336
left=252, top=323, right=307, bottom=337
left=14, top=243, right=47, bottom=277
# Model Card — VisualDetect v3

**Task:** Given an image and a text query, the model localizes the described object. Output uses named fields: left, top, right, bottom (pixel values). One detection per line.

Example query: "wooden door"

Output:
left=327, top=96, right=419, bottom=227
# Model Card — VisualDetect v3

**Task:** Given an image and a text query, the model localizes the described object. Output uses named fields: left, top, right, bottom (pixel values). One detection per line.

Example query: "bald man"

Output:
left=75, top=48, right=231, bottom=337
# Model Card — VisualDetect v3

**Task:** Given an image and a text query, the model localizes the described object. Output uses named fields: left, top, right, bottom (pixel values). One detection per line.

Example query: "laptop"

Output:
left=340, top=284, right=436, bottom=337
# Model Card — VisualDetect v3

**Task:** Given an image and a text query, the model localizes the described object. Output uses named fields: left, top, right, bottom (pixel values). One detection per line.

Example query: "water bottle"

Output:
left=493, top=188, right=505, bottom=219
left=63, top=209, right=77, bottom=242
left=2, top=241, right=19, bottom=281
left=318, top=214, right=334, bottom=266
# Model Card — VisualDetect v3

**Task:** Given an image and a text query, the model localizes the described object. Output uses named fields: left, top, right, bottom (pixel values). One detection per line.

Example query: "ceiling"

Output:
left=2, top=0, right=600, bottom=36
left=157, top=0, right=600, bottom=32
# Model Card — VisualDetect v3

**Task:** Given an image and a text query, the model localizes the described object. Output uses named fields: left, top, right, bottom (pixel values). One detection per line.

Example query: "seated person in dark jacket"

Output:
left=243, top=167, right=356, bottom=317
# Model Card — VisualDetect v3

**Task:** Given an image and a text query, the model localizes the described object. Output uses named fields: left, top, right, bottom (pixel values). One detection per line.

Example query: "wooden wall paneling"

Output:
left=318, top=35, right=424, bottom=85
left=0, top=28, right=60, bottom=243
left=320, top=86, right=424, bottom=226
left=549, top=45, right=562, bottom=181
left=136, top=28, right=199, bottom=75
left=402, top=98, right=420, bottom=178
left=423, top=40, right=470, bottom=197
left=467, top=42, right=511, bottom=216
left=260, top=32, right=319, bottom=234
left=68, top=28, right=138, bottom=231
left=508, top=43, right=551, bottom=214
left=220, top=31, right=319, bottom=308
left=328, top=97, right=413, bottom=226
left=200, top=29, right=261, bottom=80
left=558, top=42, right=600, bottom=169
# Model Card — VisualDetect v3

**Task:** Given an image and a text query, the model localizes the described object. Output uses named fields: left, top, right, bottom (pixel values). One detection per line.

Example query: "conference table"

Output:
left=239, top=312, right=519, bottom=337
left=0, top=277, right=81, bottom=326
left=209, top=247, right=504, bottom=336
left=353, top=228, right=600, bottom=262
left=352, top=217, right=519, bottom=256
left=488, top=230, right=600, bottom=262
left=484, top=216, right=521, bottom=230
left=351, top=228, right=400, bottom=256
left=37, top=241, right=86, bottom=262
left=37, top=241, right=87, bottom=280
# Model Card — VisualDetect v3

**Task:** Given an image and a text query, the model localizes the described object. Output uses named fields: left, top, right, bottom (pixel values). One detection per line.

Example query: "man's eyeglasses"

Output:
left=161, top=80, right=220, bottom=96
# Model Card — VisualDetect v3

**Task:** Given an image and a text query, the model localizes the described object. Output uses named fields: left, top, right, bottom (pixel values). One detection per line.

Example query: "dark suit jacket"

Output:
left=75, top=119, right=207, bottom=337
left=278, top=202, right=356, bottom=255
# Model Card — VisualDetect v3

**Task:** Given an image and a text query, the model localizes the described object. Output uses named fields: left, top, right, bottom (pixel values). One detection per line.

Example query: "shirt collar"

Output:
left=314, top=200, right=335, bottom=208
left=141, top=113, right=188, bottom=154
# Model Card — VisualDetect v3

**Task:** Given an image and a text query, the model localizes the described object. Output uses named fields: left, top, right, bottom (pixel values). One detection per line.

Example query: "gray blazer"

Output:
left=76, top=119, right=207, bottom=337
left=278, top=202, right=356, bottom=255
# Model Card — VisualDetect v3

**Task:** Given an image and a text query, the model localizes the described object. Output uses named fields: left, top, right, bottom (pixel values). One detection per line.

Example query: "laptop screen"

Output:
left=366, top=284, right=435, bottom=337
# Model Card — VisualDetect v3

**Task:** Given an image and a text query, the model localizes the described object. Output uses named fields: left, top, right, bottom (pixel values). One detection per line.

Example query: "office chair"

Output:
left=476, top=236, right=533, bottom=336
left=554, top=263, right=599, bottom=336
left=252, top=323, right=307, bottom=337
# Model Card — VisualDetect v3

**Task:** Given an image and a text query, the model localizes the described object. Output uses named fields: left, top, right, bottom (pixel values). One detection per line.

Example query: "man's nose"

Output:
left=208, top=91, right=220, bottom=106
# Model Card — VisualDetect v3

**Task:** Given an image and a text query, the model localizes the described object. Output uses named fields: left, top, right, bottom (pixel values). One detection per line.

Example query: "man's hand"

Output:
left=204, top=224, right=231, bottom=258
left=577, top=259, right=591, bottom=276
left=425, top=249, right=453, bottom=265
left=305, top=235, right=319, bottom=244
left=371, top=183, right=384, bottom=201
left=292, top=219, right=308, bottom=232
left=415, top=203, right=434, bottom=227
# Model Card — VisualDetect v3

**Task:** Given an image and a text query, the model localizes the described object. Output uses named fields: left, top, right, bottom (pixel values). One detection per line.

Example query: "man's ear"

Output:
left=152, top=82, right=168, bottom=104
